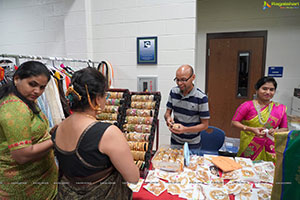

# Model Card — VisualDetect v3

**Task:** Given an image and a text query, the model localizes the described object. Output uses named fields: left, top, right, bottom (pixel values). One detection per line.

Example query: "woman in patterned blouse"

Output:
left=0, top=61, right=57, bottom=199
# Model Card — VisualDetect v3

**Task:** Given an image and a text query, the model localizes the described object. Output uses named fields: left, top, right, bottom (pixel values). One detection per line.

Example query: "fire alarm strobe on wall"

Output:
left=137, top=75, right=158, bottom=92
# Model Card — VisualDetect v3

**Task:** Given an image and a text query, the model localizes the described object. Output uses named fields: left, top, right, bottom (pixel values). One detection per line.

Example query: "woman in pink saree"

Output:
left=232, top=77, right=288, bottom=162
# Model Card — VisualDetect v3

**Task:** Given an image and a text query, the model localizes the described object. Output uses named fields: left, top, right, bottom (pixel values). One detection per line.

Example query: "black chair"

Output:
left=198, top=126, right=225, bottom=156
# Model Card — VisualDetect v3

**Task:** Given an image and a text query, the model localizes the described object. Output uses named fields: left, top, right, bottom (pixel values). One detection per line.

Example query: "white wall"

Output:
left=196, top=0, right=300, bottom=114
left=0, top=0, right=197, bottom=147
left=0, top=0, right=92, bottom=70
left=90, top=0, right=197, bottom=146
left=0, top=0, right=67, bottom=56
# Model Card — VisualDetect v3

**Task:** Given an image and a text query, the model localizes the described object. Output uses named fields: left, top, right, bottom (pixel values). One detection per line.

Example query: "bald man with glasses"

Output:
left=164, top=65, right=210, bottom=155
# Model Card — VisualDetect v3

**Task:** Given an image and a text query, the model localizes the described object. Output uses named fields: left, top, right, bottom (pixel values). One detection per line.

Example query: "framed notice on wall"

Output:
left=137, top=36, right=157, bottom=64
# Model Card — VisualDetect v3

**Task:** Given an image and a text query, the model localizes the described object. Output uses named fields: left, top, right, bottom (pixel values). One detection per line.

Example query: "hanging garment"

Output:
left=37, top=93, right=54, bottom=128
left=271, top=130, right=300, bottom=200
left=44, top=76, right=65, bottom=125
left=97, top=61, right=114, bottom=88
left=0, top=67, right=4, bottom=81
left=52, top=75, right=71, bottom=118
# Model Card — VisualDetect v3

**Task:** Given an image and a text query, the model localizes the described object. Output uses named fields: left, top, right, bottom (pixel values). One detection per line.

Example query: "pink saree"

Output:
left=232, top=100, right=287, bottom=162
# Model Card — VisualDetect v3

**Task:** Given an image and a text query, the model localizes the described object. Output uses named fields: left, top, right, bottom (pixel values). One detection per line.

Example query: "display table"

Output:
left=130, top=152, right=273, bottom=200
left=132, top=163, right=237, bottom=200
left=133, top=186, right=186, bottom=200
left=133, top=182, right=235, bottom=200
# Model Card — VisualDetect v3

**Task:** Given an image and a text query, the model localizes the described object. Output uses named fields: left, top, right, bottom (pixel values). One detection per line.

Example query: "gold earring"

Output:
left=95, top=104, right=102, bottom=115
left=95, top=104, right=102, bottom=120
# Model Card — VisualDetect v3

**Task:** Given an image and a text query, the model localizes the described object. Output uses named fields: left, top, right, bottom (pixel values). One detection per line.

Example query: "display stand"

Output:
left=98, top=89, right=161, bottom=178
left=97, top=88, right=130, bottom=130
left=123, top=91, right=161, bottom=178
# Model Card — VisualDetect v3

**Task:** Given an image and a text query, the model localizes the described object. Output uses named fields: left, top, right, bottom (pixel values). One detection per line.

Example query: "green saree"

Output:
left=0, top=95, right=58, bottom=199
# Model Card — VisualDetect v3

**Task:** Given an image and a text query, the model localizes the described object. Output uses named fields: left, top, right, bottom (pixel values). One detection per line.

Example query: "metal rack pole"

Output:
left=0, top=53, right=100, bottom=66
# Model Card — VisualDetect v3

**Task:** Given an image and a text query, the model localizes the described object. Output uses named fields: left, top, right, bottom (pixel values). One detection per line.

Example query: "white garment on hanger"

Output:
left=44, top=76, right=65, bottom=125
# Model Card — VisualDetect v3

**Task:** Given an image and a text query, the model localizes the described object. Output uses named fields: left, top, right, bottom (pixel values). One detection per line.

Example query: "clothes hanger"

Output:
left=49, top=60, right=65, bottom=77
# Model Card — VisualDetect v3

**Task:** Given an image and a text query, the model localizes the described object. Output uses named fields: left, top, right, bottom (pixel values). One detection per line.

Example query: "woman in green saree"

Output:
left=232, top=77, right=288, bottom=162
left=0, top=61, right=57, bottom=199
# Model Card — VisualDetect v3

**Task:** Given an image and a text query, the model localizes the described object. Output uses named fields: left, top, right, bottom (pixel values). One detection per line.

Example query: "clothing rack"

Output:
left=0, top=53, right=100, bottom=68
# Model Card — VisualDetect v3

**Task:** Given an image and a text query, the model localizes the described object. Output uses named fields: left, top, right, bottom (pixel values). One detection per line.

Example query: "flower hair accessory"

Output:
left=66, top=86, right=82, bottom=101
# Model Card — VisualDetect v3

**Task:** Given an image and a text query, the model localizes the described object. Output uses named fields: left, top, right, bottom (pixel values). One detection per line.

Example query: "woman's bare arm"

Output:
left=99, top=125, right=139, bottom=183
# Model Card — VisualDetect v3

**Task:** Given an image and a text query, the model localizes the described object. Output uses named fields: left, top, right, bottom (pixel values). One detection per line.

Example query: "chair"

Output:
left=198, top=126, right=225, bottom=156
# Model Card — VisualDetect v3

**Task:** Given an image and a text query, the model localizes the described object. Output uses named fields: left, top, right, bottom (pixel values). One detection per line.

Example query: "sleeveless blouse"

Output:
left=52, top=121, right=112, bottom=177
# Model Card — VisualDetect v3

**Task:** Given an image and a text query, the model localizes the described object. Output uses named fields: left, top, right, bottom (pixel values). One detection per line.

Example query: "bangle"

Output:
left=243, top=126, right=247, bottom=131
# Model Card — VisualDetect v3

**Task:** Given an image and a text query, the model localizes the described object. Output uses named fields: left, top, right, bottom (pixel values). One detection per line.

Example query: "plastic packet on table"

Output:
left=235, top=191, right=258, bottom=200
left=151, top=145, right=184, bottom=172
left=179, top=187, right=194, bottom=199
left=256, top=171, right=274, bottom=183
left=210, top=177, right=224, bottom=188
left=253, top=161, right=275, bottom=180
left=193, top=185, right=206, bottom=200
left=144, top=170, right=160, bottom=183
left=255, top=183, right=273, bottom=191
left=252, top=188, right=271, bottom=200
left=221, top=170, right=241, bottom=180
left=238, top=167, right=259, bottom=182
left=202, top=185, right=230, bottom=200
left=127, top=178, right=144, bottom=192
left=167, top=183, right=181, bottom=195
left=143, top=180, right=166, bottom=196
left=234, top=157, right=254, bottom=168
left=224, top=180, right=243, bottom=195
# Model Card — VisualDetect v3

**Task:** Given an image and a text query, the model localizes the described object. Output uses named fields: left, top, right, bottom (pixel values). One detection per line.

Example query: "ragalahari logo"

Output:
left=263, top=1, right=299, bottom=10
left=263, top=1, right=272, bottom=10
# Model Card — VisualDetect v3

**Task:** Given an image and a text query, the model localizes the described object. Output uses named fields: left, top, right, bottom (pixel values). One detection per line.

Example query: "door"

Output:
left=206, top=31, right=267, bottom=138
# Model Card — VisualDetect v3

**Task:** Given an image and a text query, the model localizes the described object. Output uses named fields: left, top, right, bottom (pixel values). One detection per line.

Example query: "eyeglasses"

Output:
left=173, top=73, right=193, bottom=83
left=105, top=92, right=110, bottom=100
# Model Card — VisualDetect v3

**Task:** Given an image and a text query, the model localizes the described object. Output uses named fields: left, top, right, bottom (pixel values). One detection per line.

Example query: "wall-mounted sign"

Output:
left=137, top=36, right=157, bottom=64
left=268, top=66, right=283, bottom=77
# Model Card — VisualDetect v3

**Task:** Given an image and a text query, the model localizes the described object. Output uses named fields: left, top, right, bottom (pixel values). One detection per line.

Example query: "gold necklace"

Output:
left=85, top=114, right=97, bottom=120
left=77, top=112, right=97, bottom=120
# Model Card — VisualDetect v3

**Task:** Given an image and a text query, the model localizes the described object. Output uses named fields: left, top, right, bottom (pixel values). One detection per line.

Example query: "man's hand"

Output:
left=169, top=123, right=185, bottom=134
left=166, top=117, right=174, bottom=127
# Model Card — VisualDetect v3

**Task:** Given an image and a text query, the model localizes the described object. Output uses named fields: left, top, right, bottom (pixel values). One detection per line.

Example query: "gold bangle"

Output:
left=243, top=126, right=247, bottom=131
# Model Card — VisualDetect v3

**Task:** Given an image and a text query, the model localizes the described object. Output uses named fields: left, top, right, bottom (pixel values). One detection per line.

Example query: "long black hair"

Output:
left=255, top=76, right=277, bottom=90
left=0, top=61, right=51, bottom=114
left=67, top=67, right=107, bottom=112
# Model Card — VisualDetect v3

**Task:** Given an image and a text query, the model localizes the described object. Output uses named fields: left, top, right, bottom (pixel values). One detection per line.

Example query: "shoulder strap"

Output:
left=50, top=125, right=59, bottom=143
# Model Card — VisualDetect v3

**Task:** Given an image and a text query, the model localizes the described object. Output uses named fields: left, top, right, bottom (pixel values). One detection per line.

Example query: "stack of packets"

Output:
left=129, top=154, right=275, bottom=200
